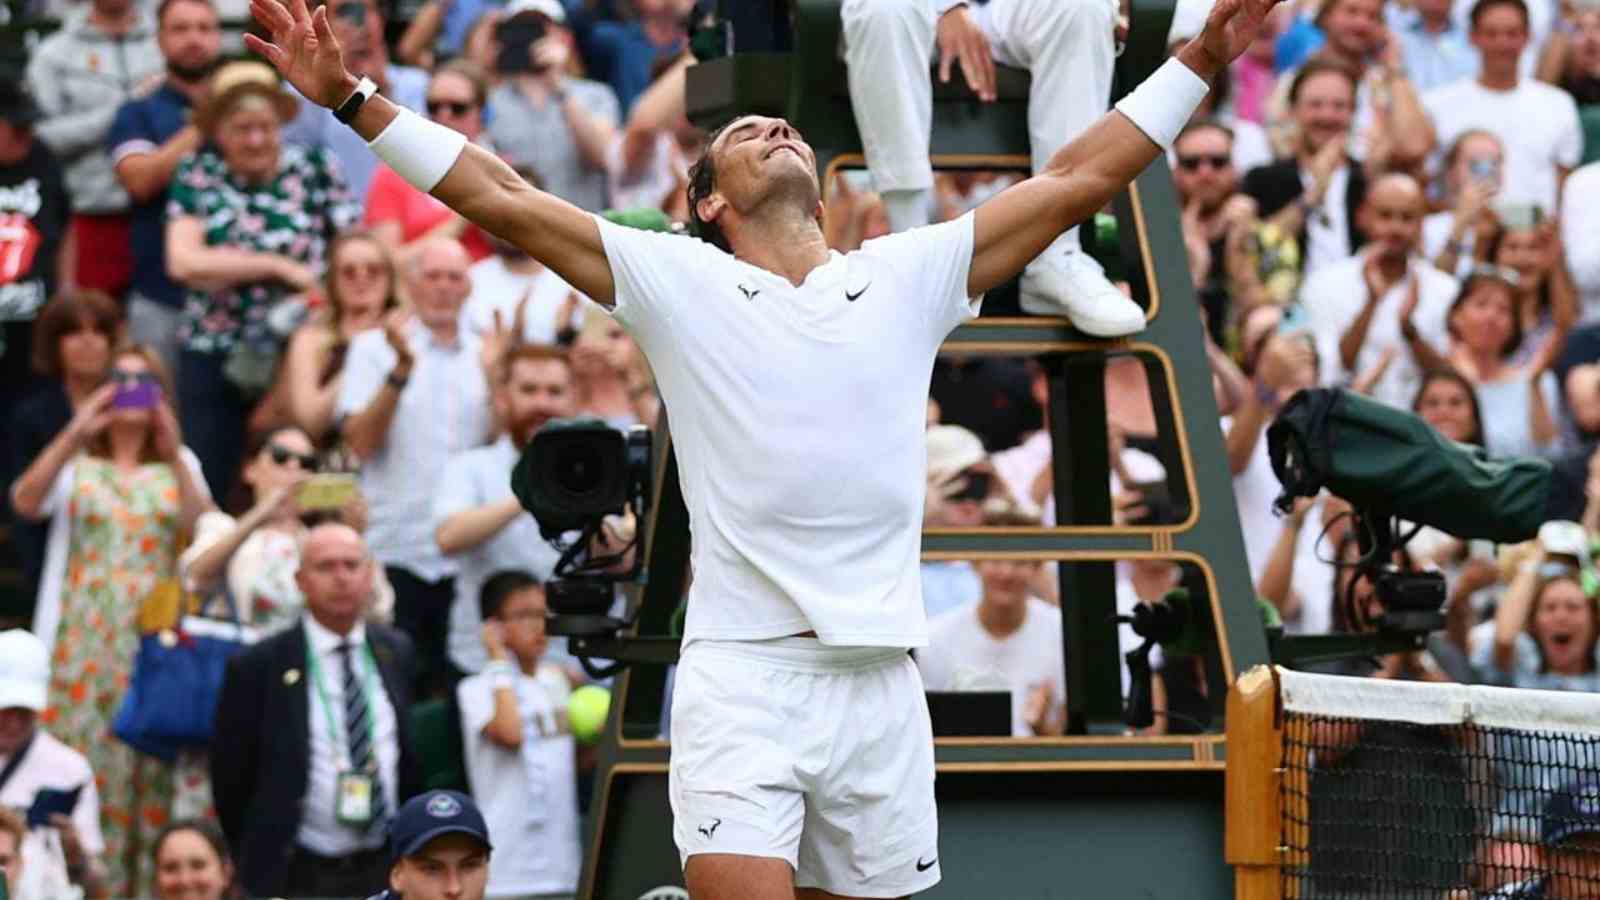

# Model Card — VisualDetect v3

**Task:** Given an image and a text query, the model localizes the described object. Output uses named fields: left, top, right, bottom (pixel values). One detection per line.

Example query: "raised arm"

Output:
left=967, top=0, right=1278, bottom=296
left=246, top=0, right=616, bottom=306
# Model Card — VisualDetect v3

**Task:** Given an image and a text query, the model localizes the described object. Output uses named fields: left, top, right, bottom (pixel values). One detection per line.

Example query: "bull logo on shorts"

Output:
left=696, top=818, right=722, bottom=839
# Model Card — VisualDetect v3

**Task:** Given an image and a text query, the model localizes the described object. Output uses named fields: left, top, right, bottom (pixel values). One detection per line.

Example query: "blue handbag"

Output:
left=113, top=592, right=259, bottom=761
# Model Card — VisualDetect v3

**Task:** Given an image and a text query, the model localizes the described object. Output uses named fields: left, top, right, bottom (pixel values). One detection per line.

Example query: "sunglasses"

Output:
left=426, top=100, right=476, bottom=117
left=1177, top=154, right=1231, bottom=172
left=110, top=369, right=158, bottom=386
left=267, top=444, right=319, bottom=471
left=338, top=261, right=387, bottom=279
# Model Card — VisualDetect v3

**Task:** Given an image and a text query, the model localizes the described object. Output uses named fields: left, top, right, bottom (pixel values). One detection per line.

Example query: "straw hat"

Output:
left=196, top=61, right=300, bottom=135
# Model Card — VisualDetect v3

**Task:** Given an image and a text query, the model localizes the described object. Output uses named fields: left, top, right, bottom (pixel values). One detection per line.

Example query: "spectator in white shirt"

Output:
left=1422, top=0, right=1583, bottom=212
left=917, top=536, right=1066, bottom=737
left=338, top=237, right=496, bottom=691
left=1302, top=172, right=1457, bottom=409
left=456, top=571, right=582, bottom=900
left=1445, top=266, right=1565, bottom=456
left=920, top=425, right=996, bottom=619
left=461, top=195, right=588, bottom=349
left=0, top=630, right=106, bottom=900
left=1559, top=161, right=1600, bottom=323
left=1425, top=129, right=1505, bottom=278
left=435, top=344, right=573, bottom=677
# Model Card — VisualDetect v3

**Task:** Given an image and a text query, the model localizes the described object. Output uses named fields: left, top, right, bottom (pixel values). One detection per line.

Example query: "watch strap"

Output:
left=334, top=75, right=379, bottom=125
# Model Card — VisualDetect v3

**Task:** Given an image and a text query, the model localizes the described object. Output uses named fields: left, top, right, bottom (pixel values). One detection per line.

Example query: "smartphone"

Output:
left=1467, top=156, right=1499, bottom=184
left=494, top=16, right=547, bottom=74
left=27, top=785, right=83, bottom=829
left=297, top=474, right=358, bottom=511
left=949, top=471, right=992, bottom=503
left=1277, top=303, right=1310, bottom=335
left=1495, top=202, right=1543, bottom=230
left=112, top=381, right=160, bottom=410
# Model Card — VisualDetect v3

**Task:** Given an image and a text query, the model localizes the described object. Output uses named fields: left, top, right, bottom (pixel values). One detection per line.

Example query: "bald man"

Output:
left=338, top=236, right=495, bottom=691
left=1300, top=172, right=1459, bottom=409
left=211, top=522, right=423, bottom=898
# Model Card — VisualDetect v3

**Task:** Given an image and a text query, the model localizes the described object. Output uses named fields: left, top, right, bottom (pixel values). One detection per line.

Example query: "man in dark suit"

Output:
left=211, top=521, right=422, bottom=898
left=1242, top=58, right=1370, bottom=280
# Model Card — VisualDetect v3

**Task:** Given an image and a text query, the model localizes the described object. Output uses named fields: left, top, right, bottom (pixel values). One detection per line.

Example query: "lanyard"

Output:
left=305, top=636, right=380, bottom=772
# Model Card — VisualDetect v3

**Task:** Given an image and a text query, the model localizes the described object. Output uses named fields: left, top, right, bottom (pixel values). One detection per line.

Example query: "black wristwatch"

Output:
left=334, top=75, right=379, bottom=125
left=386, top=369, right=410, bottom=391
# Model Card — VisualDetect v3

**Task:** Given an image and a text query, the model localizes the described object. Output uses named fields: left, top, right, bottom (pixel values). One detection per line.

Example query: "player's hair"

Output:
left=500, top=343, right=573, bottom=384
left=1175, top=118, right=1236, bottom=150
left=1470, top=0, right=1529, bottom=29
left=157, top=0, right=216, bottom=26
left=686, top=119, right=738, bottom=254
left=1287, top=57, right=1359, bottom=107
left=480, top=569, right=543, bottom=622
left=0, top=806, right=22, bottom=855
left=31, top=288, right=122, bottom=378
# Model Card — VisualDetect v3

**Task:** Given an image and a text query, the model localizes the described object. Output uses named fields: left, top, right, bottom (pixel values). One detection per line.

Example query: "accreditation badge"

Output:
left=335, top=771, right=377, bottom=828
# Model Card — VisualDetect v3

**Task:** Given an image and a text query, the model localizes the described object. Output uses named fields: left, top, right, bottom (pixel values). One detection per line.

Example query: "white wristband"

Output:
left=367, top=107, right=469, bottom=194
left=1113, top=58, right=1211, bottom=153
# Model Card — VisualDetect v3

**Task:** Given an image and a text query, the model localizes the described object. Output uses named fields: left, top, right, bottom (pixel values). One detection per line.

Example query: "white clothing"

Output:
left=0, top=729, right=104, bottom=900
left=1476, top=370, right=1561, bottom=458
left=1560, top=162, right=1600, bottom=323
left=457, top=663, right=581, bottom=897
left=606, top=130, right=687, bottom=213
left=841, top=0, right=1115, bottom=192
left=1449, top=0, right=1551, bottom=80
left=336, top=321, right=494, bottom=579
left=917, top=597, right=1066, bottom=736
left=991, top=429, right=1050, bottom=514
left=1421, top=211, right=1475, bottom=279
left=597, top=213, right=980, bottom=647
left=668, top=638, right=939, bottom=897
left=296, top=615, right=401, bottom=856
left=919, top=560, right=982, bottom=618
left=433, top=436, right=565, bottom=675
left=1301, top=253, right=1458, bottom=409
left=30, top=447, right=208, bottom=658
left=461, top=256, right=589, bottom=347
left=1227, top=415, right=1283, bottom=582
left=1301, top=164, right=1353, bottom=280
left=1422, top=78, right=1582, bottom=211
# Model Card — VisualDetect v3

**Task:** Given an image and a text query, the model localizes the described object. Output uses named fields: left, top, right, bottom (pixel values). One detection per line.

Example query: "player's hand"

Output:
left=936, top=4, right=997, bottom=102
left=246, top=0, right=357, bottom=109
left=1180, top=0, right=1285, bottom=78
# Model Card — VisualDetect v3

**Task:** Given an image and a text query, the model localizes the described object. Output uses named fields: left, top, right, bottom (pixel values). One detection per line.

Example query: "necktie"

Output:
left=338, top=641, right=386, bottom=827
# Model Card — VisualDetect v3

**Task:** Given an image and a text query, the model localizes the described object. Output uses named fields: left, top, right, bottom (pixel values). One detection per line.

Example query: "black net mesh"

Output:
left=1281, top=711, right=1600, bottom=898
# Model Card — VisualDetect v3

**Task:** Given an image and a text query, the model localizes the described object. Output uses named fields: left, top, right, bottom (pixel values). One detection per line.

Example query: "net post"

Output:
left=1226, top=664, right=1284, bottom=900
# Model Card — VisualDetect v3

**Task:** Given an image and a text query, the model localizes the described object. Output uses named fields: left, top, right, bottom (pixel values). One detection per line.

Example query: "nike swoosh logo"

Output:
left=916, top=856, right=937, bottom=872
left=845, top=283, right=870, bottom=302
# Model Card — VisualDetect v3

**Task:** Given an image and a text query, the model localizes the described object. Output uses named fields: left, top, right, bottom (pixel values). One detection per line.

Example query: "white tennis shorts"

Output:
left=669, top=636, right=941, bottom=897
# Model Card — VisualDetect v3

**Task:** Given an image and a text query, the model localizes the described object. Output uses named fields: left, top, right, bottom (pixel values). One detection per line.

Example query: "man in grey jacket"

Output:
left=25, top=0, right=160, bottom=298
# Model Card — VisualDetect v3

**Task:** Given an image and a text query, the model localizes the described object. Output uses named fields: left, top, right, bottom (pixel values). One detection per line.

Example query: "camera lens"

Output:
left=555, top=448, right=605, bottom=496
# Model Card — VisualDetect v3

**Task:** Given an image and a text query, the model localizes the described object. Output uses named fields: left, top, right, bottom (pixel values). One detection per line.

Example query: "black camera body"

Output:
left=511, top=417, right=652, bottom=652
left=1372, top=567, right=1447, bottom=634
left=494, top=15, right=548, bottom=74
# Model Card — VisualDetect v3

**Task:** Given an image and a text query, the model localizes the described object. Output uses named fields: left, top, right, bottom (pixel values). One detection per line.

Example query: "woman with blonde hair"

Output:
left=9, top=344, right=212, bottom=896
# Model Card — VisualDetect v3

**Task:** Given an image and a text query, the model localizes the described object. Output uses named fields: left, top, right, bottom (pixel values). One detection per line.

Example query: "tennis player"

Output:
left=245, top=1, right=1277, bottom=895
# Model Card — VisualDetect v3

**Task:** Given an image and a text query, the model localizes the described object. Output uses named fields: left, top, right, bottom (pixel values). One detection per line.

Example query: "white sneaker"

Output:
left=1019, top=249, right=1146, bottom=337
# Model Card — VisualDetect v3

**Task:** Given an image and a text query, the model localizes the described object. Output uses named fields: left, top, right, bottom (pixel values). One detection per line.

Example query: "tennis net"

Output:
left=1226, top=665, right=1600, bottom=899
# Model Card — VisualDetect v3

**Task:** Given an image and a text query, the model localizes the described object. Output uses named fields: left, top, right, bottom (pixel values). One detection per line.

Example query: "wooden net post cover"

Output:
left=1226, top=664, right=1285, bottom=899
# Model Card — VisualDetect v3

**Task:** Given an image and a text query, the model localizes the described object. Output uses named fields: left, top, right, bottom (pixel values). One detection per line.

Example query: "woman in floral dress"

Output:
left=166, top=60, right=360, bottom=501
left=10, top=345, right=212, bottom=896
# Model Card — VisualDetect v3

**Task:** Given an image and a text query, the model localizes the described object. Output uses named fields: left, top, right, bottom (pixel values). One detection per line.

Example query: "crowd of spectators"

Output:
left=0, top=0, right=1597, bottom=895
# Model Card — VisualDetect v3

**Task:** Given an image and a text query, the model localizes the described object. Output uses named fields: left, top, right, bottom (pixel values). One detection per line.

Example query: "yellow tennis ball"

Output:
left=568, top=684, right=611, bottom=744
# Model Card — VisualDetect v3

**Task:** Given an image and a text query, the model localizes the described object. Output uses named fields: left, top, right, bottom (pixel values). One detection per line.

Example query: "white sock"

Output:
left=1048, top=225, right=1082, bottom=257
left=882, top=188, right=932, bottom=232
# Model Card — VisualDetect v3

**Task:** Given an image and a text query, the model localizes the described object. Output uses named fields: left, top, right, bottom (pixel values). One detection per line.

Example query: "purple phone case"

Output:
left=113, top=382, right=161, bottom=409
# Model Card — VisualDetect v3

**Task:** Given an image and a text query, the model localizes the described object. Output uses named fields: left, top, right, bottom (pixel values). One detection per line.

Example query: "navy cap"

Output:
left=1543, top=777, right=1600, bottom=847
left=387, top=790, right=493, bottom=861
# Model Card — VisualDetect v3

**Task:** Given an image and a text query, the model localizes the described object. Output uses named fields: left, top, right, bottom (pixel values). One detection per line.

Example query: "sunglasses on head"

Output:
left=110, top=369, right=157, bottom=386
left=1177, top=154, right=1231, bottom=172
left=426, top=100, right=475, bottom=117
left=267, top=444, right=319, bottom=471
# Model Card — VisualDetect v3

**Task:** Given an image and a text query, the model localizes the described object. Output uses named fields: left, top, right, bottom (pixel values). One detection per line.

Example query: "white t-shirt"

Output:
left=457, top=663, right=581, bottom=897
left=916, top=597, right=1066, bottom=736
left=0, top=730, right=104, bottom=900
left=1301, top=252, right=1458, bottom=409
left=461, top=256, right=588, bottom=347
left=1422, top=79, right=1582, bottom=211
left=597, top=213, right=981, bottom=647
left=1421, top=211, right=1475, bottom=279
left=1301, top=164, right=1353, bottom=280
